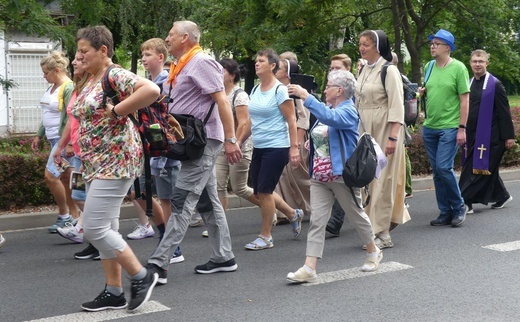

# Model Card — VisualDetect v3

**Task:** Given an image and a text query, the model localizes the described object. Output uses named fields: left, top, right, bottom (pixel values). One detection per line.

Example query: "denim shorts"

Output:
left=154, top=165, right=181, bottom=200
left=69, top=155, right=86, bottom=201
left=46, top=138, right=73, bottom=178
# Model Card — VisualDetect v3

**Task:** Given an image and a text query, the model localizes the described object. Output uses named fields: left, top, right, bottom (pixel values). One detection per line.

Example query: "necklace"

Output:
left=440, top=57, right=451, bottom=68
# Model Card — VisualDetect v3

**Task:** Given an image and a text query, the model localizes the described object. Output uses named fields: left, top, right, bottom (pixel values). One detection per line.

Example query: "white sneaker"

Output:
left=189, top=218, right=204, bottom=227
left=287, top=266, right=317, bottom=283
left=0, top=234, right=5, bottom=248
left=127, top=224, right=155, bottom=240
left=57, top=222, right=84, bottom=243
left=361, top=248, right=383, bottom=272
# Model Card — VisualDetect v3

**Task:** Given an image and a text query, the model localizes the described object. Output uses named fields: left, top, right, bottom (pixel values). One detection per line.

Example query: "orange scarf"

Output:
left=167, top=45, right=203, bottom=85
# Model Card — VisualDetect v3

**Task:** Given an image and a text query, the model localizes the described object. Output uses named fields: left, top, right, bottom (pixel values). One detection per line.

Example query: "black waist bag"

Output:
left=166, top=102, right=215, bottom=161
left=167, top=113, right=206, bottom=161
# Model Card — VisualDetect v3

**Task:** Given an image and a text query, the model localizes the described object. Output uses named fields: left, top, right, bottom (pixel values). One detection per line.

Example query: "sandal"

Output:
left=245, top=235, right=274, bottom=250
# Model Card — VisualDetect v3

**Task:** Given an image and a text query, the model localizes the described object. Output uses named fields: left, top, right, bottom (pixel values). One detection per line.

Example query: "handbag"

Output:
left=338, top=111, right=378, bottom=208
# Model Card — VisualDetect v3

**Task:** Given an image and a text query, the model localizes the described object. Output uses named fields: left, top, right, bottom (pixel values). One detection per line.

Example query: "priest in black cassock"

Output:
left=459, top=49, right=515, bottom=214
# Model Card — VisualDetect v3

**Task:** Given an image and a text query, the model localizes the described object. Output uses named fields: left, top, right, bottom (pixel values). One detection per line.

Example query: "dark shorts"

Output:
left=250, top=147, right=289, bottom=194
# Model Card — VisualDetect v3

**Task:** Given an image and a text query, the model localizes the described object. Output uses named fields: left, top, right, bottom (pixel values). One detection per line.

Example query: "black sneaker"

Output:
left=451, top=205, right=467, bottom=227
left=75, top=243, right=100, bottom=260
left=325, top=224, right=340, bottom=239
left=492, top=196, right=513, bottom=209
left=128, top=268, right=158, bottom=312
left=430, top=213, right=453, bottom=226
left=194, top=258, right=238, bottom=274
left=146, top=263, right=168, bottom=285
left=81, top=289, right=127, bottom=312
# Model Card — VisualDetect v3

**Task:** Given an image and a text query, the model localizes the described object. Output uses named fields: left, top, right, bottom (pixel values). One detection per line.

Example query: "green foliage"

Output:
left=0, top=138, right=53, bottom=210
left=0, top=76, right=17, bottom=91
left=0, top=0, right=66, bottom=40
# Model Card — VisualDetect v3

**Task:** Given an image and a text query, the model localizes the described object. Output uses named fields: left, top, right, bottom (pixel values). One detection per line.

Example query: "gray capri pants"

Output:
left=83, top=178, right=134, bottom=259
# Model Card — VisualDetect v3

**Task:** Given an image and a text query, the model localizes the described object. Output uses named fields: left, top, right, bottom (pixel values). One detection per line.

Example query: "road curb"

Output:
left=1, top=169, right=518, bottom=232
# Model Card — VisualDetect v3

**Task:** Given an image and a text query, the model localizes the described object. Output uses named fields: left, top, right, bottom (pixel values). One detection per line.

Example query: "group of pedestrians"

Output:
left=13, top=21, right=515, bottom=313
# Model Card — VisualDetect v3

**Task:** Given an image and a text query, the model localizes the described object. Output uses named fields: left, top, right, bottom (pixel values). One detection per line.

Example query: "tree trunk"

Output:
left=244, top=58, right=256, bottom=94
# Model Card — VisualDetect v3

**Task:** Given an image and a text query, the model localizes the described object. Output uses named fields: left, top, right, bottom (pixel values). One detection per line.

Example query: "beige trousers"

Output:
left=306, top=179, right=375, bottom=258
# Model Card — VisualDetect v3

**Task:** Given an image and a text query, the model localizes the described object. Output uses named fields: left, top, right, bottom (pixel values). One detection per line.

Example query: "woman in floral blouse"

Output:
left=55, top=25, right=159, bottom=313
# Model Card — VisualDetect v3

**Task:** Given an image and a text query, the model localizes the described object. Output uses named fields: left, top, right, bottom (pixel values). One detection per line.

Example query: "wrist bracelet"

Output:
left=111, top=106, right=120, bottom=118
left=388, top=136, right=398, bottom=142
left=459, top=124, right=466, bottom=129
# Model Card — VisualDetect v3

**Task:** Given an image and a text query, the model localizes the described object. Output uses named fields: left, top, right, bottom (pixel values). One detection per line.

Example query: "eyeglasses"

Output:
left=325, top=85, right=340, bottom=90
left=470, top=60, right=487, bottom=65
left=430, top=42, right=448, bottom=48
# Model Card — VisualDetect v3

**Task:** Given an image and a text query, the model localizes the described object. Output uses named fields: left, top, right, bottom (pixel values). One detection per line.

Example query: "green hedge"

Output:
left=0, top=137, right=53, bottom=210
left=408, top=105, right=520, bottom=175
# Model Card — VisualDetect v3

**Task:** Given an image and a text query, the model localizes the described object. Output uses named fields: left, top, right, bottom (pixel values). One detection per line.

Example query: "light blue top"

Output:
left=248, top=80, right=291, bottom=148
left=304, top=96, right=359, bottom=176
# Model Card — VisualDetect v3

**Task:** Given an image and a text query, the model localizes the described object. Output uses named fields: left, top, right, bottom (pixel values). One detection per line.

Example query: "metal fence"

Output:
left=7, top=52, right=51, bottom=134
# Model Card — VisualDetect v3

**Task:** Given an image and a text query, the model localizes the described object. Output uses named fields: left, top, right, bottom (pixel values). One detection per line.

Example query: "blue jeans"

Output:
left=422, top=127, right=464, bottom=215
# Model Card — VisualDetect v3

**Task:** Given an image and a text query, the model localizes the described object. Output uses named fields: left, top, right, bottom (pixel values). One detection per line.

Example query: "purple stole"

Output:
left=463, top=73, right=496, bottom=175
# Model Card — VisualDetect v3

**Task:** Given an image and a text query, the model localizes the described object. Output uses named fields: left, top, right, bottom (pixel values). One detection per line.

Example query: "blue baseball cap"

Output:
left=428, top=29, right=455, bottom=51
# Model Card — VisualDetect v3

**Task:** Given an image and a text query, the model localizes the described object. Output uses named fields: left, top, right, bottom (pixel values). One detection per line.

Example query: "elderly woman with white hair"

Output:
left=285, top=70, right=381, bottom=283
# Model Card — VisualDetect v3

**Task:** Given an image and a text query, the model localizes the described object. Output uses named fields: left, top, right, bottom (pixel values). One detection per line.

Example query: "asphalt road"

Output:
left=1, top=180, right=520, bottom=322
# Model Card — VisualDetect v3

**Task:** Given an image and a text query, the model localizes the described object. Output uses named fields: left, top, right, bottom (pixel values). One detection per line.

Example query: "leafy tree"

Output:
left=0, top=0, right=66, bottom=40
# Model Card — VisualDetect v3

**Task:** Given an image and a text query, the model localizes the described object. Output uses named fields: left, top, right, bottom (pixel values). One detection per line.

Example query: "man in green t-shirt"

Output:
left=418, top=29, right=470, bottom=227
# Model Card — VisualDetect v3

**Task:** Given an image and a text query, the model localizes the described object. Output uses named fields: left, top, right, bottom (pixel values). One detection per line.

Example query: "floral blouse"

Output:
left=72, top=68, right=143, bottom=182
left=311, top=122, right=341, bottom=182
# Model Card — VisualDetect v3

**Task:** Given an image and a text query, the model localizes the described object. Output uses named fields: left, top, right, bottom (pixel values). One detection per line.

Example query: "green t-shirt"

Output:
left=423, top=58, right=469, bottom=129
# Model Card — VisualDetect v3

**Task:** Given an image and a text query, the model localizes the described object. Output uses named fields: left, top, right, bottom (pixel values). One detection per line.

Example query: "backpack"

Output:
left=101, top=65, right=177, bottom=157
left=359, top=62, right=418, bottom=126
left=340, top=132, right=377, bottom=208
left=380, top=62, right=418, bottom=126
left=101, top=65, right=176, bottom=217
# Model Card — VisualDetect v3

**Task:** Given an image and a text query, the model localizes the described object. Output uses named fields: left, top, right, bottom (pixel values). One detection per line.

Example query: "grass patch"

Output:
left=509, top=95, right=520, bottom=107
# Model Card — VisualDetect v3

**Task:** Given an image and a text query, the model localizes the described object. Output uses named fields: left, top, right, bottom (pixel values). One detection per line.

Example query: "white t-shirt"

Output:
left=40, top=85, right=61, bottom=140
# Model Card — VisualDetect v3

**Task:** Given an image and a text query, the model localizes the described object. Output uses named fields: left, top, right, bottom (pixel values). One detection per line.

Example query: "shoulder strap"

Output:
left=203, top=102, right=216, bottom=124
left=424, top=60, right=435, bottom=85
left=57, top=80, right=73, bottom=112
left=380, top=61, right=391, bottom=92
left=251, top=84, right=259, bottom=95
left=232, top=88, right=245, bottom=109
left=101, top=64, right=120, bottom=106
left=358, top=65, right=365, bottom=78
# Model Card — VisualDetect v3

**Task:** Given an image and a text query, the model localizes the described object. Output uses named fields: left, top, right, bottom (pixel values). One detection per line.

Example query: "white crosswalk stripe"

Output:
left=482, top=240, right=520, bottom=252
left=27, top=300, right=171, bottom=322
left=303, top=261, right=413, bottom=286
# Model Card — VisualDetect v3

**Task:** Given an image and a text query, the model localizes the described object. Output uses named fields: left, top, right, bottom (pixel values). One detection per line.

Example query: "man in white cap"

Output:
left=418, top=29, right=470, bottom=227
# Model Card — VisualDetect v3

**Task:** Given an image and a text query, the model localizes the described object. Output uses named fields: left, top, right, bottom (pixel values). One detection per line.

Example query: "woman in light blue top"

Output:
left=245, top=48, right=303, bottom=250
left=286, top=70, right=380, bottom=283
